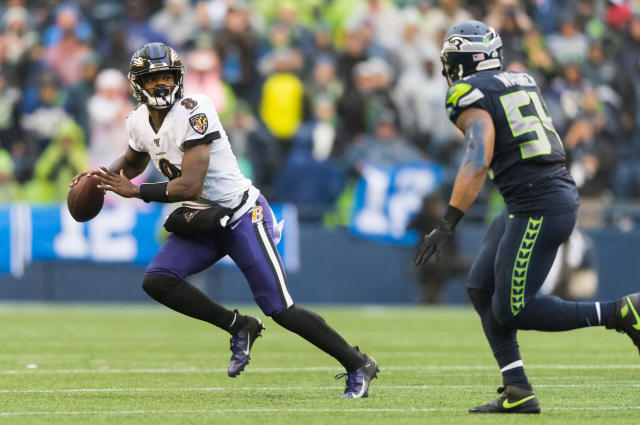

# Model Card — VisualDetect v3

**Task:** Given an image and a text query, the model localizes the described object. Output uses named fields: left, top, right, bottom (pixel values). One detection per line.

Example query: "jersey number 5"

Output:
left=500, top=90, right=561, bottom=159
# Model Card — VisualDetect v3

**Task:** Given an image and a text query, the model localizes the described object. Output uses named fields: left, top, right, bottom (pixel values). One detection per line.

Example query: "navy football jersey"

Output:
left=445, top=70, right=579, bottom=215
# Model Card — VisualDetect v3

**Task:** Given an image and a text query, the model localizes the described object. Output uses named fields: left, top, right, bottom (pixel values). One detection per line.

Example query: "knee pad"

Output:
left=142, top=273, right=180, bottom=298
left=466, top=287, right=493, bottom=315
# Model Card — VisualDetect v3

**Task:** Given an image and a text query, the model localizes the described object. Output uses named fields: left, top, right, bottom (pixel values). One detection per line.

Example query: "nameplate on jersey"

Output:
left=189, top=113, right=208, bottom=135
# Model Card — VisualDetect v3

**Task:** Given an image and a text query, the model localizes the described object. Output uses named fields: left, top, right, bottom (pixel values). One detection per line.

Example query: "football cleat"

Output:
left=469, top=384, right=540, bottom=414
left=227, top=314, right=265, bottom=378
left=335, top=350, right=379, bottom=399
left=606, top=293, right=640, bottom=355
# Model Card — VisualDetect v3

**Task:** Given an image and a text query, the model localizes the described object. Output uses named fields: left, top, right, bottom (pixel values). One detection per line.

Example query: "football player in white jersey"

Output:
left=71, top=42, right=378, bottom=398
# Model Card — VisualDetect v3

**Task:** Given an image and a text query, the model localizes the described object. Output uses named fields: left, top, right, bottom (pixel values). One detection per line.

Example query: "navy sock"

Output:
left=509, top=295, right=605, bottom=331
left=494, top=341, right=528, bottom=385
left=468, top=288, right=529, bottom=385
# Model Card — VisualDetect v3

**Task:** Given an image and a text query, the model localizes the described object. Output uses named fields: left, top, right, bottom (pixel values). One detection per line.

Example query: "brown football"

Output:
left=67, top=174, right=105, bottom=222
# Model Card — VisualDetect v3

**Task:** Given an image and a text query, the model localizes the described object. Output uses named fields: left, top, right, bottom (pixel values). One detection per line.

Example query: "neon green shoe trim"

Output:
left=502, top=395, right=536, bottom=409
left=621, top=304, right=629, bottom=318
left=625, top=296, right=640, bottom=331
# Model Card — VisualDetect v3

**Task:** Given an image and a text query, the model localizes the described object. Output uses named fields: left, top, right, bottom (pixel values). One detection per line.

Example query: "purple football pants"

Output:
left=146, top=195, right=293, bottom=316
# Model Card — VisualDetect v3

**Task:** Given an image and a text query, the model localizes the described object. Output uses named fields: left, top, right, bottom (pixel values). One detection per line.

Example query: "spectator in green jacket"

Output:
left=0, top=148, right=21, bottom=203
left=23, top=119, right=88, bottom=203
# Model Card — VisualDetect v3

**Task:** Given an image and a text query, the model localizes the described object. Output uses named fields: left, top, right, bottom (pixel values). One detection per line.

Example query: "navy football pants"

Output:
left=467, top=209, right=577, bottom=325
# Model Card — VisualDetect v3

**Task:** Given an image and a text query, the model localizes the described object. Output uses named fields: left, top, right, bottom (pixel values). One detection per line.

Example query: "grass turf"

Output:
left=0, top=304, right=638, bottom=424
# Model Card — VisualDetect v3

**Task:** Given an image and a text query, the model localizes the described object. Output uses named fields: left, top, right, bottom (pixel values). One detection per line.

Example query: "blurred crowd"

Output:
left=2, top=0, right=640, bottom=221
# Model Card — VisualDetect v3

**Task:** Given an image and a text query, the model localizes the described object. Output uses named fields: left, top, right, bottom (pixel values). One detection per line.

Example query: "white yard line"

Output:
left=2, top=406, right=640, bottom=416
left=1, top=382, right=640, bottom=394
left=1, top=364, right=639, bottom=374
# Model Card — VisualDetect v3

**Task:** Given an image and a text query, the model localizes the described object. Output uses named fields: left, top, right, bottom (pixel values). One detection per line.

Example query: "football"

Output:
left=67, top=174, right=105, bottom=222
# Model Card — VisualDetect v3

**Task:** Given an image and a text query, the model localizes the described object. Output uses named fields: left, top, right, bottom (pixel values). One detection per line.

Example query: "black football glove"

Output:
left=414, top=219, right=455, bottom=265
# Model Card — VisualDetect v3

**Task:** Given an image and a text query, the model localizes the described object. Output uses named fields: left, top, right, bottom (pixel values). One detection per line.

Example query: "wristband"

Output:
left=140, top=182, right=169, bottom=203
left=443, top=205, right=464, bottom=229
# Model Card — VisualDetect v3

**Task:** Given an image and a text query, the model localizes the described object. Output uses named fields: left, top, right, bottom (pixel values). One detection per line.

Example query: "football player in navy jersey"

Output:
left=415, top=21, right=640, bottom=413
left=71, top=42, right=378, bottom=398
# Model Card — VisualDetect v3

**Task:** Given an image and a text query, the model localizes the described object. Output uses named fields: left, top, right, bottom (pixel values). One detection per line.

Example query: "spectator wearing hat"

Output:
left=214, top=1, right=260, bottom=104
left=393, top=43, right=451, bottom=158
left=184, top=48, right=236, bottom=125
left=335, top=57, right=396, bottom=157
left=150, top=0, right=197, bottom=50
left=21, top=72, right=68, bottom=158
left=1, top=6, right=39, bottom=88
left=22, top=118, right=88, bottom=203
left=122, top=0, right=169, bottom=55
left=308, top=23, right=336, bottom=61
left=42, top=4, right=94, bottom=86
left=547, top=16, right=589, bottom=65
left=420, top=0, right=472, bottom=44
left=336, top=29, right=368, bottom=92
left=393, top=7, right=431, bottom=74
left=87, top=69, right=132, bottom=171
left=65, top=52, right=100, bottom=137
left=348, top=0, right=404, bottom=51
left=342, top=108, right=423, bottom=176
left=248, top=48, right=307, bottom=195
left=259, top=48, right=306, bottom=144
left=306, top=54, right=343, bottom=107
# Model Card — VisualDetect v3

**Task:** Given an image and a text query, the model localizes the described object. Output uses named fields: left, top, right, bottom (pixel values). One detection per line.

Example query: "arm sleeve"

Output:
left=179, top=96, right=223, bottom=151
left=445, top=80, right=491, bottom=125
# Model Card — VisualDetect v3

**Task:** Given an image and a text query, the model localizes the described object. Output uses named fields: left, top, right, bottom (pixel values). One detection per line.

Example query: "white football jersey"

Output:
left=126, top=93, right=259, bottom=219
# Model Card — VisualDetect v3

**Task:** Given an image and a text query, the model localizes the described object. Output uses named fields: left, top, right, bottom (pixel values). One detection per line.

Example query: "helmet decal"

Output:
left=440, top=20, right=503, bottom=84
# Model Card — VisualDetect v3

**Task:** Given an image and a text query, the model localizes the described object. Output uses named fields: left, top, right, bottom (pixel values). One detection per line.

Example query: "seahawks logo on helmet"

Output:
left=128, top=42, right=185, bottom=109
left=440, top=20, right=503, bottom=84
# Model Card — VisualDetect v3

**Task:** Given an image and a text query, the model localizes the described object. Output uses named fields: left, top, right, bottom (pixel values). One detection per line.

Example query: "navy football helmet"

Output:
left=440, top=20, right=503, bottom=84
left=128, top=42, right=185, bottom=109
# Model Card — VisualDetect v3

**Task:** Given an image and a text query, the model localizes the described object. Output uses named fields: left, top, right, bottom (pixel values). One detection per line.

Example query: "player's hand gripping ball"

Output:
left=67, top=173, right=105, bottom=222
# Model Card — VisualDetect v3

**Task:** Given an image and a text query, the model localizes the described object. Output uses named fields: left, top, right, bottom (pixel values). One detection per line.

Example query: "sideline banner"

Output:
left=349, top=161, right=443, bottom=245
left=0, top=203, right=299, bottom=277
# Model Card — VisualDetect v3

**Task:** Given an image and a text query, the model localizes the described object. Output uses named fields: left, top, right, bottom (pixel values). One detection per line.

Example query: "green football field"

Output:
left=0, top=304, right=638, bottom=424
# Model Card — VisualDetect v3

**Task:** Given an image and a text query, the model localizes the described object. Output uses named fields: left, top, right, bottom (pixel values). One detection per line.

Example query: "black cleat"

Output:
left=606, top=293, right=640, bottom=355
left=469, top=384, right=540, bottom=414
left=227, top=314, right=264, bottom=378
left=335, top=349, right=379, bottom=399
